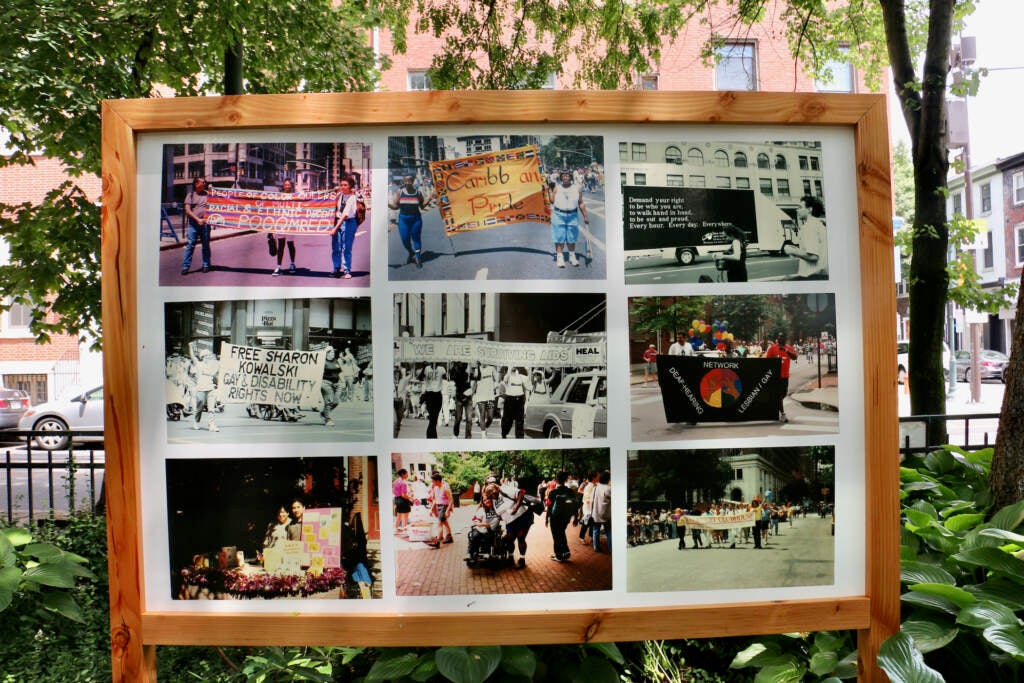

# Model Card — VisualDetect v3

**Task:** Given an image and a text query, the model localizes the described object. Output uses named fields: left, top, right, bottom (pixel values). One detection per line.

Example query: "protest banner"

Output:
left=394, top=337, right=607, bottom=368
left=206, top=187, right=337, bottom=234
left=656, top=355, right=782, bottom=423
left=430, top=145, right=551, bottom=235
left=682, top=511, right=757, bottom=531
left=217, top=343, right=325, bottom=408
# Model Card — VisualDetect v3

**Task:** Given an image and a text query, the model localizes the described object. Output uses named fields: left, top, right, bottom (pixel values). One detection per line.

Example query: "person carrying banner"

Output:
left=331, top=178, right=359, bottom=279
left=764, top=333, right=799, bottom=423
left=712, top=224, right=748, bottom=282
left=450, top=361, right=474, bottom=439
left=549, top=170, right=590, bottom=268
left=500, top=366, right=531, bottom=438
left=271, top=179, right=299, bottom=276
left=421, top=363, right=446, bottom=439
left=181, top=176, right=212, bottom=275
left=389, top=174, right=427, bottom=268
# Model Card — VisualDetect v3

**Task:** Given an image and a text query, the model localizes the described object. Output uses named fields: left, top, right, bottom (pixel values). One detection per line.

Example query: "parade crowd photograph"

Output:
left=628, top=293, right=838, bottom=441
left=391, top=448, right=612, bottom=596
left=386, top=134, right=605, bottom=280
left=158, top=141, right=372, bottom=285
left=165, top=455, right=380, bottom=601
left=621, top=140, right=830, bottom=284
left=625, top=446, right=835, bottom=593
left=163, top=296, right=373, bottom=444
left=393, top=292, right=607, bottom=439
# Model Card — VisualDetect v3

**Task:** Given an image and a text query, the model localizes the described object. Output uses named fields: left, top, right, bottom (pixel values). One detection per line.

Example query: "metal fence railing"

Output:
left=898, top=413, right=1000, bottom=456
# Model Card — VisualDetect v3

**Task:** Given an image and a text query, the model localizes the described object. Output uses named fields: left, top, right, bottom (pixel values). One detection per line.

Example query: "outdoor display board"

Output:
left=101, top=91, right=899, bottom=682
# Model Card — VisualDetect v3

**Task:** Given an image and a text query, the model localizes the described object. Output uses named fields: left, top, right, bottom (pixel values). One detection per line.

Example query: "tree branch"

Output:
left=878, top=0, right=921, bottom=144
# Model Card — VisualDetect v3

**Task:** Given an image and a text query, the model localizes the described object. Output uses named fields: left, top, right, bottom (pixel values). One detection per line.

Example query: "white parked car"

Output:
left=896, top=341, right=950, bottom=383
left=18, top=385, right=105, bottom=450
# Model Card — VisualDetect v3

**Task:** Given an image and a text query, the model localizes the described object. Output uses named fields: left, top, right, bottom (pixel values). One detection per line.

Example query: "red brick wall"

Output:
left=1002, top=164, right=1024, bottom=280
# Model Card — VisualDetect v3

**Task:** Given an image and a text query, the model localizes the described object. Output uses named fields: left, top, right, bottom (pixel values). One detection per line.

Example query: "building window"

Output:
left=688, top=175, right=706, bottom=188
left=777, top=179, right=790, bottom=197
left=713, top=150, right=729, bottom=167
left=631, top=143, right=647, bottom=161
left=759, top=178, right=773, bottom=197
left=802, top=179, right=812, bottom=196
left=716, top=176, right=731, bottom=188
left=408, top=70, right=433, bottom=91
left=736, top=177, right=750, bottom=189
left=2, top=373, right=47, bottom=404
left=687, top=148, right=704, bottom=166
left=980, top=182, right=991, bottom=213
left=810, top=156, right=820, bottom=171
left=666, top=174, right=683, bottom=187
left=757, top=153, right=770, bottom=169
left=634, top=173, right=647, bottom=186
left=815, top=48, right=855, bottom=93
left=775, top=154, right=788, bottom=170
left=665, top=146, right=682, bottom=165
left=619, top=142, right=628, bottom=161
left=1016, top=223, right=1024, bottom=264
left=2, top=300, right=32, bottom=337
left=734, top=469, right=743, bottom=480
left=1014, top=172, right=1024, bottom=205
left=982, top=230, right=994, bottom=269
left=620, top=172, right=627, bottom=185
left=639, top=74, right=659, bottom=90
left=814, top=179, right=823, bottom=197
left=799, top=156, right=809, bottom=170
left=734, top=152, right=748, bottom=167
left=715, top=43, right=757, bottom=91
left=952, top=192, right=963, bottom=216
left=464, top=137, right=493, bottom=154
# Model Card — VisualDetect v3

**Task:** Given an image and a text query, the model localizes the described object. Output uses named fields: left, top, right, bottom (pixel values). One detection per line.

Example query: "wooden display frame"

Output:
left=101, top=91, right=899, bottom=682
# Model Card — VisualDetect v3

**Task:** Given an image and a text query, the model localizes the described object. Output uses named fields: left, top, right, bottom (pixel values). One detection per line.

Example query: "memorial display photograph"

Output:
left=626, top=446, right=835, bottom=593
left=391, top=448, right=612, bottom=596
left=628, top=293, right=838, bottom=441
left=158, top=141, right=372, bottom=285
left=621, top=140, right=830, bottom=284
left=164, top=296, right=372, bottom=443
left=386, top=134, right=605, bottom=280
left=393, top=292, right=607, bottom=439
left=166, top=455, right=380, bottom=601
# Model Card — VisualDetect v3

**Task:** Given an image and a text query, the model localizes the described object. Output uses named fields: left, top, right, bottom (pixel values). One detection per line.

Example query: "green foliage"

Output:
left=892, top=141, right=915, bottom=226
left=0, top=522, right=96, bottom=621
left=728, top=632, right=858, bottom=681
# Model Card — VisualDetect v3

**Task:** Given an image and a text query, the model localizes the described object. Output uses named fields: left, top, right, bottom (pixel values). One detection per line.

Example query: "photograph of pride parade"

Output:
left=164, top=297, right=373, bottom=444
left=621, top=140, right=830, bottom=284
left=166, top=455, right=380, bottom=601
left=391, top=448, right=612, bottom=596
left=629, top=293, right=838, bottom=441
left=157, top=142, right=373, bottom=286
left=626, top=446, right=835, bottom=593
left=386, top=134, right=605, bottom=280
left=393, top=293, right=607, bottom=439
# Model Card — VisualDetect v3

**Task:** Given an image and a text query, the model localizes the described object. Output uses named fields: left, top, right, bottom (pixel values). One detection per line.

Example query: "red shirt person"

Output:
left=642, top=344, right=658, bottom=385
left=765, top=333, right=799, bottom=422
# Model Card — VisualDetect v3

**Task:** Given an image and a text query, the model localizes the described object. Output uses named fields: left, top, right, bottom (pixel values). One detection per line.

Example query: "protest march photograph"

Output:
left=157, top=142, right=373, bottom=285
left=625, top=446, right=835, bottom=593
left=393, top=292, right=607, bottom=440
left=391, top=448, right=612, bottom=596
left=628, top=293, right=838, bottom=441
left=164, top=296, right=373, bottom=444
left=166, top=455, right=380, bottom=601
left=386, top=134, right=605, bottom=280
left=620, top=140, right=830, bottom=284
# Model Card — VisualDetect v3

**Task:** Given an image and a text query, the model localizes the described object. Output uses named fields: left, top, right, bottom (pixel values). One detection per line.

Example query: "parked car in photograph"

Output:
left=955, top=349, right=1008, bottom=383
left=18, top=385, right=105, bottom=450
left=523, top=371, right=607, bottom=438
left=0, top=387, right=31, bottom=429
left=896, top=340, right=951, bottom=383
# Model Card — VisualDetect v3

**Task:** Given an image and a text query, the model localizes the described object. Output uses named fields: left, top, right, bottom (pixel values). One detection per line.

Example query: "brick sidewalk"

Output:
left=395, top=506, right=612, bottom=596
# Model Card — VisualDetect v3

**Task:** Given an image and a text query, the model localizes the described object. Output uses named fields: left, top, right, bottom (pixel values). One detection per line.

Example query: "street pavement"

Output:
left=167, top=400, right=373, bottom=444
left=624, top=251, right=810, bottom=284
left=395, top=504, right=612, bottom=596
left=627, top=514, right=834, bottom=592
left=159, top=214, right=372, bottom=287
left=629, top=359, right=839, bottom=441
left=387, top=188, right=607, bottom=281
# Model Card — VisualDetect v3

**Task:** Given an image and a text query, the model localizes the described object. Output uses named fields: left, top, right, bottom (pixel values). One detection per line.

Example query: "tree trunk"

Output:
left=989, top=274, right=1024, bottom=510
left=224, top=40, right=243, bottom=95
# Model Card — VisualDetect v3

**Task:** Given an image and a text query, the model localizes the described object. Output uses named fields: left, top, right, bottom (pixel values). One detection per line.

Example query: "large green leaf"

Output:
left=23, top=542, right=63, bottom=563
left=989, top=500, right=1024, bottom=531
left=956, top=601, right=1020, bottom=629
left=938, top=500, right=979, bottom=518
left=833, top=651, right=859, bottom=679
left=966, top=579, right=1024, bottom=610
left=901, top=561, right=955, bottom=586
left=0, top=588, right=11, bottom=612
left=812, top=632, right=846, bottom=653
left=809, top=650, right=839, bottom=676
left=982, top=624, right=1024, bottom=660
left=908, top=583, right=976, bottom=608
left=731, top=643, right=769, bottom=668
left=41, top=590, right=84, bottom=622
left=914, top=527, right=962, bottom=555
left=900, top=618, right=959, bottom=653
left=954, top=547, right=1024, bottom=582
left=365, top=651, right=419, bottom=682
left=923, top=449, right=959, bottom=475
left=900, top=467, right=927, bottom=483
left=0, top=566, right=21, bottom=592
left=901, top=591, right=960, bottom=616
left=905, top=509, right=937, bottom=529
left=960, top=526, right=1005, bottom=552
left=20, top=563, right=74, bottom=589
left=577, top=656, right=620, bottom=683
left=499, top=646, right=536, bottom=678
left=1, top=527, right=32, bottom=548
left=434, top=646, right=501, bottom=683
left=752, top=659, right=804, bottom=683
left=585, top=641, right=625, bottom=665
left=877, top=632, right=945, bottom=683
left=979, top=528, right=1024, bottom=544
left=943, top=513, right=985, bottom=533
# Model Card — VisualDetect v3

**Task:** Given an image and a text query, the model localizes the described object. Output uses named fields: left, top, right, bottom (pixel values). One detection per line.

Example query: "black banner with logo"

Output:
left=656, top=355, right=783, bottom=423
left=622, top=186, right=758, bottom=250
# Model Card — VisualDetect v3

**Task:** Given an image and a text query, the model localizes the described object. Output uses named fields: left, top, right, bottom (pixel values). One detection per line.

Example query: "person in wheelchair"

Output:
left=466, top=497, right=504, bottom=564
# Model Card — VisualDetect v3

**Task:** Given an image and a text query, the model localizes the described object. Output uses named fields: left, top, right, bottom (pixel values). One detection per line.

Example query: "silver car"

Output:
left=523, top=371, right=607, bottom=438
left=18, top=385, right=104, bottom=450
left=955, top=349, right=1008, bottom=383
left=0, top=388, right=31, bottom=430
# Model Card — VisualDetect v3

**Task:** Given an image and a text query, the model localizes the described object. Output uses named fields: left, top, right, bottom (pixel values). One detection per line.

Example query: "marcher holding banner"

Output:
left=764, top=334, right=799, bottom=423
left=389, top=175, right=427, bottom=268
left=271, top=179, right=299, bottom=276
left=181, top=177, right=212, bottom=275
left=331, top=178, right=359, bottom=279
left=550, top=171, right=590, bottom=268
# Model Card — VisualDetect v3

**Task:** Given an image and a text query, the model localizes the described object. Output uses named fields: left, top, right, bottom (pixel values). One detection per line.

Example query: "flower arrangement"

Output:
left=179, top=566, right=347, bottom=599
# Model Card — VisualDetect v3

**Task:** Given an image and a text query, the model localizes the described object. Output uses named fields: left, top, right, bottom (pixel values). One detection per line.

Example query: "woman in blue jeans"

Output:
left=331, top=178, right=359, bottom=278
left=389, top=175, right=427, bottom=268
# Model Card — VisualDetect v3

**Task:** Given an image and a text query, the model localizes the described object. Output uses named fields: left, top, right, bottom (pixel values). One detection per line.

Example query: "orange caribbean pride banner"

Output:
left=430, top=145, right=551, bottom=235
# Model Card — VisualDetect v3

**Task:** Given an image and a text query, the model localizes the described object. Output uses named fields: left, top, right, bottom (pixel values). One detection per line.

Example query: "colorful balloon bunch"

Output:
left=688, top=319, right=736, bottom=352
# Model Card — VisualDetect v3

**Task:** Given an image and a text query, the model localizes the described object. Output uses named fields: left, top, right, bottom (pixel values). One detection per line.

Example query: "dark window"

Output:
left=665, top=146, right=682, bottom=165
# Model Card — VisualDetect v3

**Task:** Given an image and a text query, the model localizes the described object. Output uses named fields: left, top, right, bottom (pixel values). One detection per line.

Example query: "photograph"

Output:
left=628, top=293, right=838, bottom=441
left=164, top=297, right=372, bottom=443
left=158, top=142, right=372, bottom=285
left=386, top=134, right=606, bottom=280
left=391, top=448, right=612, bottom=596
left=626, top=446, right=835, bottom=592
left=393, top=293, right=607, bottom=439
left=166, top=455, right=380, bottom=600
left=620, top=140, right=830, bottom=284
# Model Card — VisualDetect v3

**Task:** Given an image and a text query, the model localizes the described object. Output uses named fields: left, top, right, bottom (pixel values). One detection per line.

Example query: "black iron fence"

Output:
left=898, top=413, right=1000, bottom=456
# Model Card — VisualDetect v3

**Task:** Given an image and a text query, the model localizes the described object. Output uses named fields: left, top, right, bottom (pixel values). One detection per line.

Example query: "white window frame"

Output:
left=715, top=43, right=758, bottom=91
left=815, top=47, right=856, bottom=93
left=407, top=70, right=433, bottom=91
left=1, top=299, right=33, bottom=339
left=980, top=182, right=991, bottom=214
left=1014, top=172, right=1024, bottom=206
left=1016, top=222, right=1024, bottom=266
